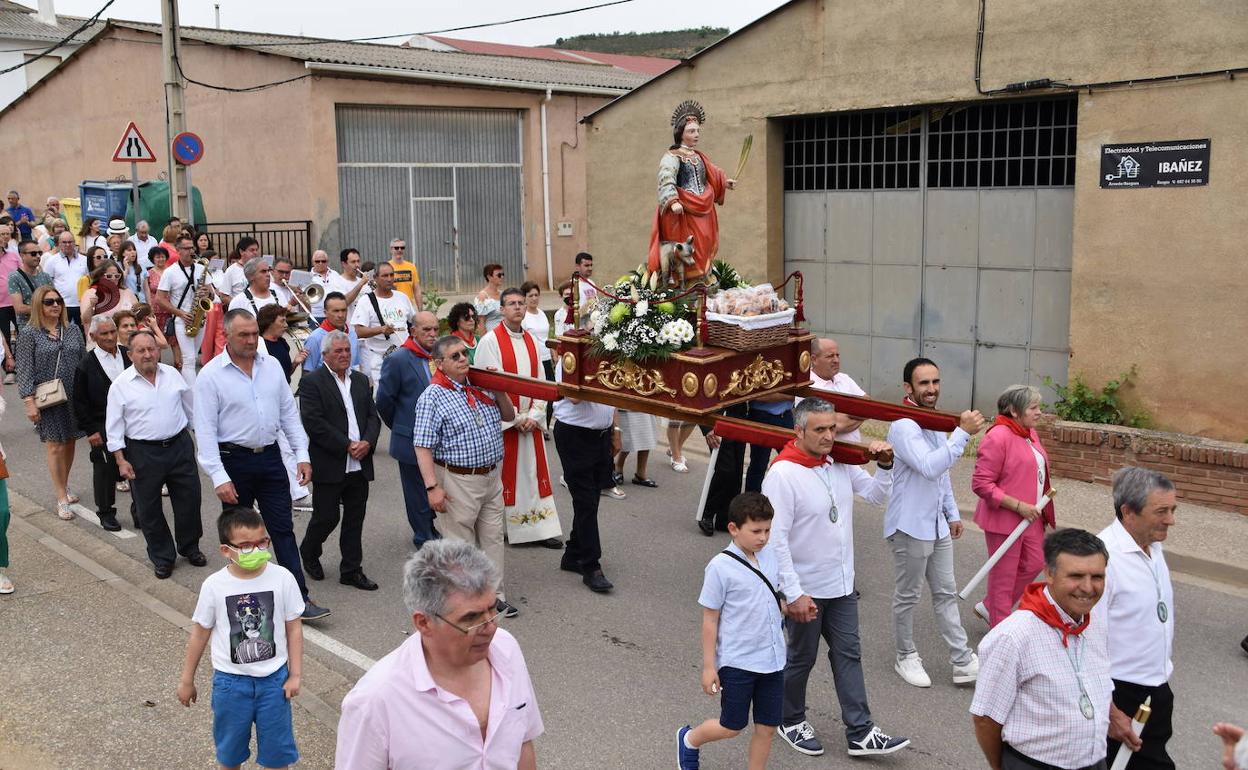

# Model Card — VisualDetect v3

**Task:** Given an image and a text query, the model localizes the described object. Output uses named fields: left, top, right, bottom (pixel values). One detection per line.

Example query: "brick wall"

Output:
left=1036, top=416, right=1248, bottom=516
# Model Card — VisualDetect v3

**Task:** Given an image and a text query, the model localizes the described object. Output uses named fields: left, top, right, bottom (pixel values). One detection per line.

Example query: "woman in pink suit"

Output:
left=971, top=384, right=1056, bottom=626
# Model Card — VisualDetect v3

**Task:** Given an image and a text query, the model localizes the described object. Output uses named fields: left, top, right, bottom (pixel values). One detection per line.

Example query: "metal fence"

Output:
left=199, top=221, right=313, bottom=268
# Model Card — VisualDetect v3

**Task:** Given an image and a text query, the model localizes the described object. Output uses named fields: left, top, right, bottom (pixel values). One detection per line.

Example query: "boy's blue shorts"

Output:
left=211, top=664, right=299, bottom=769
left=718, top=666, right=784, bottom=731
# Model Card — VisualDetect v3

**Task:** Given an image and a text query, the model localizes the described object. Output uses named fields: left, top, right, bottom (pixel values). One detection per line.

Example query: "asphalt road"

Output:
left=3, top=413, right=1245, bottom=769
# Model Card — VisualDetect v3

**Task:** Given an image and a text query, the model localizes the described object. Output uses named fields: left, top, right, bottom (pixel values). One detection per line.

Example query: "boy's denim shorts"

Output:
left=211, top=664, right=299, bottom=768
left=718, top=666, right=784, bottom=731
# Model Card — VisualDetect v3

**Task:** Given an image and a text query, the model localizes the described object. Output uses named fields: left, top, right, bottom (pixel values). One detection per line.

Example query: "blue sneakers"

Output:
left=677, top=725, right=700, bottom=770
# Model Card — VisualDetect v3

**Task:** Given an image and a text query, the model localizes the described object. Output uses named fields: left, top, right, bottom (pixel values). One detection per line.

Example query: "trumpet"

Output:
left=281, top=278, right=317, bottom=318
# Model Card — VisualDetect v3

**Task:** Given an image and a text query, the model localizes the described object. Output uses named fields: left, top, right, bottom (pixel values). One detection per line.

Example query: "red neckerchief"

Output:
left=903, top=396, right=921, bottom=408
left=1018, top=583, right=1090, bottom=647
left=493, top=323, right=553, bottom=503
left=431, top=368, right=495, bottom=408
left=991, top=414, right=1031, bottom=439
left=451, top=329, right=476, bottom=348
left=771, top=439, right=828, bottom=469
left=318, top=319, right=337, bottom=333
left=401, top=337, right=431, bottom=359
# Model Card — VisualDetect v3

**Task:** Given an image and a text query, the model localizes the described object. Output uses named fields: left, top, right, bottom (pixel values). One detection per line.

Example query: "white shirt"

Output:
left=42, top=251, right=89, bottom=308
left=228, top=288, right=278, bottom=315
left=803, top=371, right=866, bottom=443
left=193, top=352, right=309, bottom=487
left=93, top=345, right=126, bottom=382
left=191, top=563, right=304, bottom=677
left=762, top=457, right=892, bottom=601
left=521, top=309, right=552, bottom=362
left=157, top=260, right=207, bottom=313
left=884, top=419, right=969, bottom=540
left=105, top=364, right=193, bottom=451
left=307, top=268, right=338, bottom=316
left=329, top=365, right=363, bottom=474
left=1097, top=518, right=1174, bottom=686
left=350, top=290, right=413, bottom=357
left=221, top=262, right=248, bottom=297
left=329, top=270, right=370, bottom=316
left=970, top=589, right=1113, bottom=769
left=552, top=358, right=614, bottom=429
left=129, top=234, right=155, bottom=269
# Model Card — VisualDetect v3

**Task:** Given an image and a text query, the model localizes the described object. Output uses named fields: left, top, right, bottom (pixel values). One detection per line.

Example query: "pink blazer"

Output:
left=971, top=425, right=1056, bottom=535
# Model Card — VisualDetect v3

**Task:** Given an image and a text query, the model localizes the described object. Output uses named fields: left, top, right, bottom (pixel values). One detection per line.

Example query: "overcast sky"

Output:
left=44, top=0, right=790, bottom=47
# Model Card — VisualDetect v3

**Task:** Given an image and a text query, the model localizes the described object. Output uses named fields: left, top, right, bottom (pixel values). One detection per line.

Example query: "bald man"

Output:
left=803, top=337, right=867, bottom=444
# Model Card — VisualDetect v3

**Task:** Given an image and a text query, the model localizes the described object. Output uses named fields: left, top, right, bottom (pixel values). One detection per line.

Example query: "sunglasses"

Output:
left=442, top=351, right=468, bottom=361
left=392, top=246, right=406, bottom=251
left=21, top=249, right=40, bottom=256
left=42, top=297, right=64, bottom=306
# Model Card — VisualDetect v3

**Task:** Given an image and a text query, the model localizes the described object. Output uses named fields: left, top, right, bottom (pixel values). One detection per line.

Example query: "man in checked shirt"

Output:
left=413, top=335, right=518, bottom=618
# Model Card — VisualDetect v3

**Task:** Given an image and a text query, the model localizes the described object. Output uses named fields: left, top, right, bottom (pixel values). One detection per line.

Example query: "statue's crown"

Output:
left=671, top=100, right=707, bottom=127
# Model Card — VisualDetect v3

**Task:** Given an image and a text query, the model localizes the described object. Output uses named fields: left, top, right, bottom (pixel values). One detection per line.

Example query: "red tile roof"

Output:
left=427, top=36, right=678, bottom=76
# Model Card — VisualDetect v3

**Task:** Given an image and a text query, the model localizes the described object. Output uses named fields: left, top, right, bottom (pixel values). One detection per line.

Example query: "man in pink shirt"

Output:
left=802, top=337, right=867, bottom=443
left=336, top=540, right=544, bottom=769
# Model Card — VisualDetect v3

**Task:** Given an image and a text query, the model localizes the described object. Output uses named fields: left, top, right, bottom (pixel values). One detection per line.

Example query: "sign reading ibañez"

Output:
left=1100, top=138, right=1210, bottom=189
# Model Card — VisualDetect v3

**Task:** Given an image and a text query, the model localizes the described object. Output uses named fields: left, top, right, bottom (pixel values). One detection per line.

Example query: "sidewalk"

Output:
left=0, top=490, right=346, bottom=769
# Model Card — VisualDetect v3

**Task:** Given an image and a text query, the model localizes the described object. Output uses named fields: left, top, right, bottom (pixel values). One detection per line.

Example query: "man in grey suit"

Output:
left=375, top=310, right=441, bottom=548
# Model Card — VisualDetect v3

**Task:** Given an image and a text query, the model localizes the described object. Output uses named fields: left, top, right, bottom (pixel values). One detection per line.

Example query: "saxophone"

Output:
left=184, top=258, right=213, bottom=337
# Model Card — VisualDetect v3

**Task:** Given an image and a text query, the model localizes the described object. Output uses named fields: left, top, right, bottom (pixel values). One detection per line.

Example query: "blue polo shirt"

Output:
left=698, top=542, right=787, bottom=674
left=6, top=204, right=36, bottom=240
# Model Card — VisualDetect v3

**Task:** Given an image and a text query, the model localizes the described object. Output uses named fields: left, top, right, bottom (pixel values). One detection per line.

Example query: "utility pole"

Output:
left=161, top=0, right=189, bottom=221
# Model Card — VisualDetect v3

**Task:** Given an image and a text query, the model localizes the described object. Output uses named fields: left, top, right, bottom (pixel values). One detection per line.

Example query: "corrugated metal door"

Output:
left=336, top=106, right=524, bottom=293
left=783, top=99, right=1075, bottom=413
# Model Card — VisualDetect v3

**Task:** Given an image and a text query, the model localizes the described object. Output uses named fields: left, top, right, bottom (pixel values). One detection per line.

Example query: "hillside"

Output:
left=552, top=27, right=728, bottom=60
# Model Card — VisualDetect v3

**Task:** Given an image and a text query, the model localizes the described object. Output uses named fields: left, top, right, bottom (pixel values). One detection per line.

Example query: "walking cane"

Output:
left=958, top=489, right=1057, bottom=601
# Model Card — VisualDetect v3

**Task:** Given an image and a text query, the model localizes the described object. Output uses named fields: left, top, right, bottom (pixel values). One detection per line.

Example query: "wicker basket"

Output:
left=705, top=309, right=796, bottom=350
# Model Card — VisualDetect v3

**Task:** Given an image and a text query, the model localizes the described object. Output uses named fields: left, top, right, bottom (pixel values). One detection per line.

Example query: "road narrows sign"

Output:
left=112, top=121, right=157, bottom=163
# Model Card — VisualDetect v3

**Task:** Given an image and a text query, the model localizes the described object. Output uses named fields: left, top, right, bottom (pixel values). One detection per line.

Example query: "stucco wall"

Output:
left=585, top=0, right=1247, bottom=439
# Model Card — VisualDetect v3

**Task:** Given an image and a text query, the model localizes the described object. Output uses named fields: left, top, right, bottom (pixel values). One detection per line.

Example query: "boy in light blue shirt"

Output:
left=679, top=492, right=789, bottom=770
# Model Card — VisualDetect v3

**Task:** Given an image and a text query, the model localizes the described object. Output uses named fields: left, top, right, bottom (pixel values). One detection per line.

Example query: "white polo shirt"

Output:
left=1097, top=518, right=1174, bottom=686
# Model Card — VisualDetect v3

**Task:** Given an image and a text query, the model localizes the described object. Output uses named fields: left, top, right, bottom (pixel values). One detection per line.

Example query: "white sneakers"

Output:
left=952, top=653, right=980, bottom=685
left=894, top=653, right=931, bottom=687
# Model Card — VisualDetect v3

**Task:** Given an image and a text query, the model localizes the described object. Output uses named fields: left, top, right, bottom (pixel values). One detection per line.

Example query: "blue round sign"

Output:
left=172, top=131, right=205, bottom=166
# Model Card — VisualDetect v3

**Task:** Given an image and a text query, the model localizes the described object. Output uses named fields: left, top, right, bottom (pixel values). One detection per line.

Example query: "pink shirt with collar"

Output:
left=336, top=627, right=544, bottom=769
left=971, top=424, right=1056, bottom=535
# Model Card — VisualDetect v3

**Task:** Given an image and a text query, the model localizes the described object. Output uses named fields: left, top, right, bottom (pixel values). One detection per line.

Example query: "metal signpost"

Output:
left=171, top=131, right=205, bottom=227
left=112, top=121, right=157, bottom=222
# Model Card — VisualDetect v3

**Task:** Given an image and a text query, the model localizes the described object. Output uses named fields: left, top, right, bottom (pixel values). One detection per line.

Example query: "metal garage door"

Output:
left=336, top=106, right=524, bottom=293
left=782, top=99, right=1076, bottom=413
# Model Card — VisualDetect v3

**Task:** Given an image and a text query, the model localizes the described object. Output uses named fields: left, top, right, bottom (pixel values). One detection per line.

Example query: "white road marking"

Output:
left=304, top=627, right=376, bottom=672
left=71, top=504, right=138, bottom=539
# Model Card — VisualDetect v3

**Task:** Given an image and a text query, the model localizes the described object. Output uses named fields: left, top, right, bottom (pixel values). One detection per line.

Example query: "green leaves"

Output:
left=1043, top=365, right=1149, bottom=428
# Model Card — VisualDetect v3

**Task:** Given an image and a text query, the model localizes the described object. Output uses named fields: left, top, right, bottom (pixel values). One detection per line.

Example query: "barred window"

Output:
left=783, top=109, right=923, bottom=191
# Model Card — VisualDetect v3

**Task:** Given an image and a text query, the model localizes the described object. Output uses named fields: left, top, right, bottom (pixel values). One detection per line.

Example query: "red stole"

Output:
left=1018, top=583, right=1090, bottom=647
left=430, top=369, right=494, bottom=408
left=647, top=149, right=726, bottom=281
left=492, top=324, right=553, bottom=505
left=770, top=439, right=828, bottom=469
left=401, top=336, right=430, bottom=359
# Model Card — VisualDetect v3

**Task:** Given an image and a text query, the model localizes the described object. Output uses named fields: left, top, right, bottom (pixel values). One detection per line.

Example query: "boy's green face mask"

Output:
left=230, top=547, right=272, bottom=570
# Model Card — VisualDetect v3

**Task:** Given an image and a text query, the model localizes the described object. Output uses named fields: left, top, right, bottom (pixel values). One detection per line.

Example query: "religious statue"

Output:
left=647, top=100, right=737, bottom=286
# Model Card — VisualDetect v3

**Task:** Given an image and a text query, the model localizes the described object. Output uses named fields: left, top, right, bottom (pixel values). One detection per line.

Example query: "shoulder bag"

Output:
left=718, top=550, right=784, bottom=611
left=34, top=329, right=68, bottom=410
left=368, top=293, right=397, bottom=358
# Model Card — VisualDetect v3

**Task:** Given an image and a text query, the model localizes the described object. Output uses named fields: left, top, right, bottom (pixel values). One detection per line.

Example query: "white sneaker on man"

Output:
left=894, top=652, right=932, bottom=687
left=952, top=652, right=979, bottom=685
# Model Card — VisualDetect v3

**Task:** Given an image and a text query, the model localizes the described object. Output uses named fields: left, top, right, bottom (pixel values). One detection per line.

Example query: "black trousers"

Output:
left=89, top=445, right=119, bottom=517
left=554, top=421, right=613, bottom=573
left=1106, top=679, right=1175, bottom=770
left=300, top=470, right=369, bottom=577
left=127, top=432, right=202, bottom=567
left=542, top=359, right=555, bottom=428
left=220, top=444, right=307, bottom=599
left=700, top=402, right=750, bottom=530
left=0, top=306, right=15, bottom=364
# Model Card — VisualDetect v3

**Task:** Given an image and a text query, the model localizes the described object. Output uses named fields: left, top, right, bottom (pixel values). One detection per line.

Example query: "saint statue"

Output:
left=647, top=100, right=737, bottom=284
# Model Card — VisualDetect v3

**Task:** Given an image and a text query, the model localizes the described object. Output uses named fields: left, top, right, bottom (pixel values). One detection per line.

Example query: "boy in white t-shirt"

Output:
left=178, top=506, right=305, bottom=770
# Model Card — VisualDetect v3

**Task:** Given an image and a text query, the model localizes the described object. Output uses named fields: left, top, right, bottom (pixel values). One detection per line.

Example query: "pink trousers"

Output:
left=983, top=521, right=1046, bottom=626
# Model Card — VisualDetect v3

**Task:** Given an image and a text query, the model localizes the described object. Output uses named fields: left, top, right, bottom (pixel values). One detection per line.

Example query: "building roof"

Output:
left=107, top=21, right=653, bottom=93
left=424, top=35, right=679, bottom=77
left=0, top=6, right=103, bottom=44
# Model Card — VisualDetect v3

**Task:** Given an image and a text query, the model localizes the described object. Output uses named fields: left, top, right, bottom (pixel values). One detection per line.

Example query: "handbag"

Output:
left=34, top=334, right=68, bottom=411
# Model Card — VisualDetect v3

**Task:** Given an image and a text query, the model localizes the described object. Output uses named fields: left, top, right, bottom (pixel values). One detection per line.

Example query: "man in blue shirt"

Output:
left=413, top=335, right=518, bottom=616
left=5, top=190, right=36, bottom=241
left=302, top=291, right=360, bottom=372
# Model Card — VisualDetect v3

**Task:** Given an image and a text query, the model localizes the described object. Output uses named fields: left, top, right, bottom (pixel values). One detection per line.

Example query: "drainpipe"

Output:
left=540, top=86, right=555, bottom=290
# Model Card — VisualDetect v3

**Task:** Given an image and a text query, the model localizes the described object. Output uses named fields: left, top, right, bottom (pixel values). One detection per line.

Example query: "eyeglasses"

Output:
left=436, top=609, right=502, bottom=635
left=391, top=245, right=406, bottom=251
left=227, top=537, right=271, bottom=553
left=442, top=350, right=468, bottom=361
left=42, top=297, right=64, bottom=306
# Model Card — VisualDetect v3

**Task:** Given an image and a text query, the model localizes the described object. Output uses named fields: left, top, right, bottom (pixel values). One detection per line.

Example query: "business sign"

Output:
left=171, top=131, right=205, bottom=165
left=1100, top=138, right=1210, bottom=189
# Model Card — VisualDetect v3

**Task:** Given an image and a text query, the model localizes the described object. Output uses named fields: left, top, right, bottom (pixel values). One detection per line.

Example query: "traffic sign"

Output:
left=172, top=131, right=205, bottom=166
left=112, top=121, right=156, bottom=163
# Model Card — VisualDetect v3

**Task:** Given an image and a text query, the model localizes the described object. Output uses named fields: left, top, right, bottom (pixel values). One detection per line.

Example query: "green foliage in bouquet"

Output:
left=710, top=259, right=751, bottom=291
left=587, top=267, right=698, bottom=361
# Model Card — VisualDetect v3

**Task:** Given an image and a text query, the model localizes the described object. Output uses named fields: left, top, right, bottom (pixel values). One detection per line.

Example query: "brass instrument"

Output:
left=303, top=282, right=325, bottom=305
left=184, top=258, right=213, bottom=337
left=282, top=278, right=318, bottom=318
left=283, top=309, right=312, bottom=352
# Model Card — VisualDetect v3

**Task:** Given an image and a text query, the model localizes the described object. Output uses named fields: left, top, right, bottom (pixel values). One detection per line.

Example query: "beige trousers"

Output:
left=434, top=465, right=507, bottom=597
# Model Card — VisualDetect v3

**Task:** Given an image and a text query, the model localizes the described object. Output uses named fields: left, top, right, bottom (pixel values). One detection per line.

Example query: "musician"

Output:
left=219, top=236, right=259, bottom=298
left=257, top=304, right=308, bottom=383
left=350, top=262, right=412, bottom=387
left=80, top=259, right=138, bottom=330
left=297, top=331, right=381, bottom=591
left=328, top=248, right=371, bottom=318
left=227, top=257, right=282, bottom=315
left=302, top=292, right=361, bottom=373
left=155, top=236, right=209, bottom=388
left=72, top=315, right=130, bottom=532
left=306, top=249, right=338, bottom=322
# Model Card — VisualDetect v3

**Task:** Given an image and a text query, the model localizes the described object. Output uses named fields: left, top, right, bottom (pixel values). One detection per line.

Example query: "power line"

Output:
left=0, top=0, right=116, bottom=74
